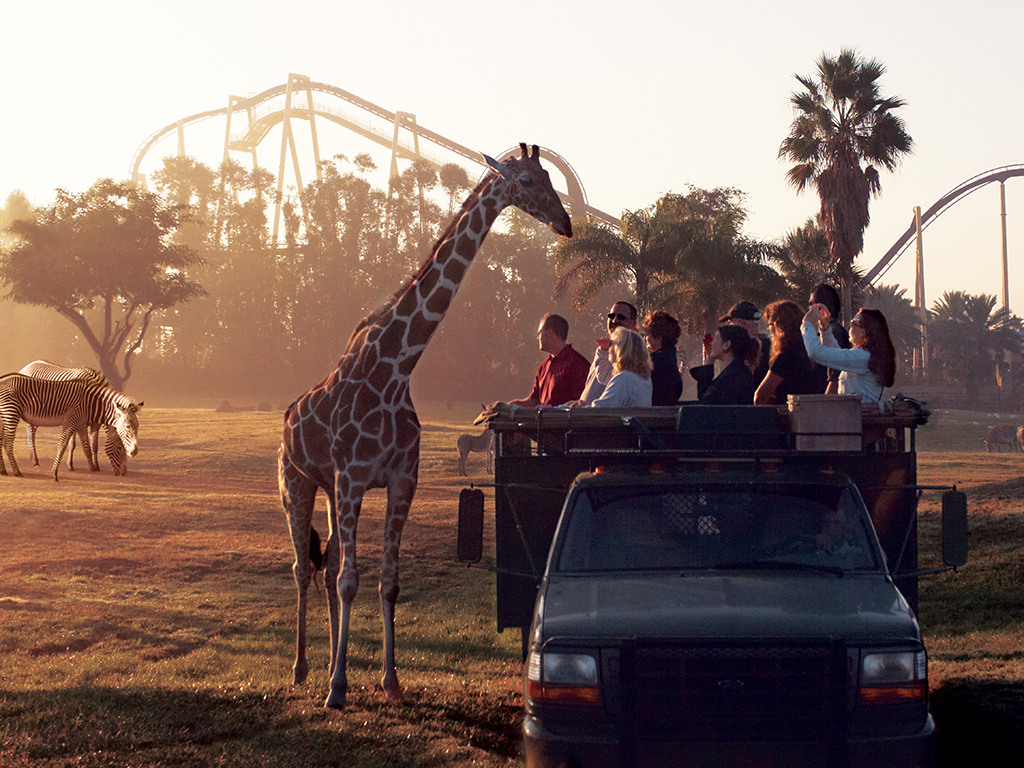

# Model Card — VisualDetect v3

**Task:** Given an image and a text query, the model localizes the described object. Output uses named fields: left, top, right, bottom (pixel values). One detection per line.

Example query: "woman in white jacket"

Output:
left=801, top=305, right=896, bottom=403
left=590, top=327, right=653, bottom=408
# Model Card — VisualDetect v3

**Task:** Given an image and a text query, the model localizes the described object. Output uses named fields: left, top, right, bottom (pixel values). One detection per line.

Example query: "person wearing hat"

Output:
left=720, top=301, right=770, bottom=384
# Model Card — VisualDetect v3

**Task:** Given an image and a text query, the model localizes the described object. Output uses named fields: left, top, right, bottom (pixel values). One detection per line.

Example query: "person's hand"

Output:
left=803, top=304, right=825, bottom=326
left=595, top=337, right=612, bottom=351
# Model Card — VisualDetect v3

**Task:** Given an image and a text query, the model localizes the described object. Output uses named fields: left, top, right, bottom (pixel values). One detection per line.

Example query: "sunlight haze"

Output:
left=4, top=0, right=1023, bottom=313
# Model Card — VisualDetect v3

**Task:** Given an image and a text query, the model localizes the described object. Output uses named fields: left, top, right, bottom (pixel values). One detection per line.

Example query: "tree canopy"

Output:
left=0, top=179, right=204, bottom=389
left=928, top=291, right=1024, bottom=401
left=779, top=48, right=912, bottom=319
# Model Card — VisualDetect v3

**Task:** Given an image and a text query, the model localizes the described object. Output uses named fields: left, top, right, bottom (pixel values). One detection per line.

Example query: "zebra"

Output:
left=18, top=361, right=129, bottom=474
left=0, top=373, right=142, bottom=481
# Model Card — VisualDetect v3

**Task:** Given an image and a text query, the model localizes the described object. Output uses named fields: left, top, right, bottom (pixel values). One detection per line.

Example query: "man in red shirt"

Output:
left=509, top=314, right=591, bottom=407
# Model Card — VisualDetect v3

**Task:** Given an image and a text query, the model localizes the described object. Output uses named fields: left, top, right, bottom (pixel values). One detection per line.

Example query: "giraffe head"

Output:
left=483, top=143, right=572, bottom=238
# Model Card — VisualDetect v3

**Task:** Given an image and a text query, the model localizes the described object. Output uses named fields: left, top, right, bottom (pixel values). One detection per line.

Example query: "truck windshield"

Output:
left=556, top=483, right=881, bottom=574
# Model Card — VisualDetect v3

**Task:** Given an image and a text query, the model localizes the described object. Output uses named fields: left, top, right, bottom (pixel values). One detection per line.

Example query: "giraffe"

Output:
left=279, top=143, right=572, bottom=709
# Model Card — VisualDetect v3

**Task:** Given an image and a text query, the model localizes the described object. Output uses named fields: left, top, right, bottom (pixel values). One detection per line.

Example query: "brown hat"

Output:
left=719, top=301, right=761, bottom=323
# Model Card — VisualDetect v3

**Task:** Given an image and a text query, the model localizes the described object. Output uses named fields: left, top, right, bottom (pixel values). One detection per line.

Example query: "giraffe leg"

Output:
left=280, top=459, right=317, bottom=686
left=322, top=498, right=341, bottom=678
left=379, top=468, right=417, bottom=702
left=326, top=488, right=362, bottom=710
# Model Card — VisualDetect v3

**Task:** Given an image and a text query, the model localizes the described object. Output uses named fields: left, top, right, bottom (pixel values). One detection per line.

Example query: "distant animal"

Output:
left=0, top=373, right=142, bottom=480
left=19, top=361, right=129, bottom=475
left=1017, top=426, right=1024, bottom=453
left=983, top=424, right=1018, bottom=452
left=456, top=429, right=493, bottom=475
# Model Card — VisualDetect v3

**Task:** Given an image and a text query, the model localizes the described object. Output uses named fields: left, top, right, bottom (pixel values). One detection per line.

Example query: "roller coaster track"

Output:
left=862, top=164, right=1024, bottom=286
left=129, top=73, right=620, bottom=231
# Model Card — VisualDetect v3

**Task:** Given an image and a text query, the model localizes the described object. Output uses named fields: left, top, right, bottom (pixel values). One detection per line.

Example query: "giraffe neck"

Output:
left=367, top=174, right=508, bottom=377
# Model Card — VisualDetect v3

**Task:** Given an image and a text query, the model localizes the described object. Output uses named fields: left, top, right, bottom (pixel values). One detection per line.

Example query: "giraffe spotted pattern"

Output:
left=279, top=144, right=571, bottom=709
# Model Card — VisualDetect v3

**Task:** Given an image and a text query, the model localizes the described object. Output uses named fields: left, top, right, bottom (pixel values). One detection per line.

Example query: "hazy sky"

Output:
left=4, top=0, right=1023, bottom=314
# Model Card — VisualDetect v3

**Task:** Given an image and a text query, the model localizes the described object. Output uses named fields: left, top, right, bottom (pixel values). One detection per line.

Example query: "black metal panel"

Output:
left=621, top=639, right=848, bottom=743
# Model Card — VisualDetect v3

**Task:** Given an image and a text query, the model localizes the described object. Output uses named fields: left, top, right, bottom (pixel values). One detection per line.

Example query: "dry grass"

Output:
left=0, top=403, right=1020, bottom=766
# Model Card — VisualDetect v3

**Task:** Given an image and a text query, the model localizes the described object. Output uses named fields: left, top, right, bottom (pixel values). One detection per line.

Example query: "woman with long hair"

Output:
left=754, top=300, right=818, bottom=405
left=691, top=324, right=760, bottom=405
left=802, top=305, right=896, bottom=403
left=641, top=310, right=683, bottom=405
left=590, top=327, right=653, bottom=407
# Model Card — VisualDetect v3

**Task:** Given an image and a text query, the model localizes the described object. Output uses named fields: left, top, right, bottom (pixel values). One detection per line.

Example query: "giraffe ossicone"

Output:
left=279, top=142, right=571, bottom=709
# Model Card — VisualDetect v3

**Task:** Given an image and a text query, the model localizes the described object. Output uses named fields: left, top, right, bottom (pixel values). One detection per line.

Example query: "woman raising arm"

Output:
left=801, top=305, right=895, bottom=403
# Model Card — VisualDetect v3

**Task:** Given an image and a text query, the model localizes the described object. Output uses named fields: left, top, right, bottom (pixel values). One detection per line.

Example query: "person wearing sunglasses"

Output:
left=802, top=305, right=896, bottom=403
left=570, top=301, right=638, bottom=406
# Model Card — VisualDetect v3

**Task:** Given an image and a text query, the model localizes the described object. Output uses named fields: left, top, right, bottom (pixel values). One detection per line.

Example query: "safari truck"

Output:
left=457, top=395, right=967, bottom=768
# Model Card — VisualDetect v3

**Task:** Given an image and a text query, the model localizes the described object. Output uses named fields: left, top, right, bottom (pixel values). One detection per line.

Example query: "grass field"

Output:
left=0, top=403, right=1022, bottom=766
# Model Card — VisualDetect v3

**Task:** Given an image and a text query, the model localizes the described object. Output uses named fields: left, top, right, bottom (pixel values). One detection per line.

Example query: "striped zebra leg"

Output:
left=1, top=414, right=22, bottom=477
left=51, top=425, right=90, bottom=482
left=26, top=424, right=40, bottom=466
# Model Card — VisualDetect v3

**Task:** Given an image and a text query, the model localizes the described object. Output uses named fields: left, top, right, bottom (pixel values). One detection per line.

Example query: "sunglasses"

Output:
left=607, top=313, right=629, bottom=322
left=850, top=318, right=864, bottom=327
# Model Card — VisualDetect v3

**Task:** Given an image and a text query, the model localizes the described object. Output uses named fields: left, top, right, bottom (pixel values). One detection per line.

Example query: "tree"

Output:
left=552, top=204, right=677, bottom=310
left=0, top=179, right=205, bottom=389
left=779, top=48, right=912, bottom=320
left=928, top=291, right=1024, bottom=402
left=645, top=188, right=785, bottom=334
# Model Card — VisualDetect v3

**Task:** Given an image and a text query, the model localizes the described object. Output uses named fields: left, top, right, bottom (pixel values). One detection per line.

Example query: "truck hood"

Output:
left=538, top=573, right=918, bottom=644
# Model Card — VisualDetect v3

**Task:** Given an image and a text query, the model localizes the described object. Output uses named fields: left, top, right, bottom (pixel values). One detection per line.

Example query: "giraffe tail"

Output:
left=309, top=527, right=324, bottom=595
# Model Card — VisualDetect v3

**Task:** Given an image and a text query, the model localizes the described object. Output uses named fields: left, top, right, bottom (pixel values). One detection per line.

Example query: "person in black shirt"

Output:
left=719, top=301, right=770, bottom=385
left=808, top=283, right=851, bottom=393
left=690, top=324, right=759, bottom=404
left=641, top=310, right=684, bottom=405
left=754, top=300, right=819, bottom=405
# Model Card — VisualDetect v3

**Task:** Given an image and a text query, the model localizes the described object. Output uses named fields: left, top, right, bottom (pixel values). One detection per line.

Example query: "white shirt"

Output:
left=579, top=346, right=614, bottom=404
left=801, top=321, right=885, bottom=403
left=590, top=370, right=653, bottom=408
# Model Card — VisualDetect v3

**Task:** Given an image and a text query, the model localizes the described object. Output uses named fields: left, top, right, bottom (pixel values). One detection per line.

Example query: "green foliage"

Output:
left=0, top=179, right=204, bottom=388
left=928, top=291, right=1024, bottom=399
left=553, top=187, right=785, bottom=334
left=779, top=49, right=912, bottom=292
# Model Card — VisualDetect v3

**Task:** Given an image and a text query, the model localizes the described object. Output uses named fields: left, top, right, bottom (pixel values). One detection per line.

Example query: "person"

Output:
left=720, top=300, right=770, bottom=385
left=508, top=313, right=591, bottom=407
left=571, top=301, right=638, bottom=406
left=641, top=310, right=683, bottom=405
left=589, top=327, right=653, bottom=408
left=801, top=305, right=896, bottom=403
left=753, top=300, right=819, bottom=405
left=808, top=283, right=851, bottom=394
left=690, top=324, right=759, bottom=404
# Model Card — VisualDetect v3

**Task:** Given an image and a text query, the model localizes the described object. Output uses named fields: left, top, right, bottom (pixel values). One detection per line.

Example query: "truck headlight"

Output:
left=859, top=650, right=927, bottom=704
left=526, top=651, right=601, bottom=705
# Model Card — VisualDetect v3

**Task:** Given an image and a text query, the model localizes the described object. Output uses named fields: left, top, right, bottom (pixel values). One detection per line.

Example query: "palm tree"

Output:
left=647, top=188, right=785, bottom=334
left=928, top=291, right=1024, bottom=402
left=779, top=49, right=913, bottom=320
left=551, top=204, right=677, bottom=310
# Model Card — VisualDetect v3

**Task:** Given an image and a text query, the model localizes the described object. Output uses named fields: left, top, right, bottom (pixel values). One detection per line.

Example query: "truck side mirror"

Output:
left=458, top=488, right=485, bottom=564
left=941, top=489, right=968, bottom=568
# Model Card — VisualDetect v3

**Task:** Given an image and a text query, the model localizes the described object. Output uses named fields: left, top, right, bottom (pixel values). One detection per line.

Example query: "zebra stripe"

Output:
left=18, top=361, right=128, bottom=473
left=0, top=373, right=141, bottom=481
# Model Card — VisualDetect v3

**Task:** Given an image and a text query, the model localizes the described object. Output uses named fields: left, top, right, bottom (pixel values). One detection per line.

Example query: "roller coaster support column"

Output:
left=1001, top=181, right=1009, bottom=311
left=914, top=206, right=928, bottom=381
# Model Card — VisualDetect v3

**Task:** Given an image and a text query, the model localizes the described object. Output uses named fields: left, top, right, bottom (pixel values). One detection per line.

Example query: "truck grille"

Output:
left=623, top=641, right=845, bottom=741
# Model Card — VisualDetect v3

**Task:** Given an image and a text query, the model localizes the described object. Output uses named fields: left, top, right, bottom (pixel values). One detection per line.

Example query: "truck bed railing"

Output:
left=482, top=398, right=928, bottom=460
